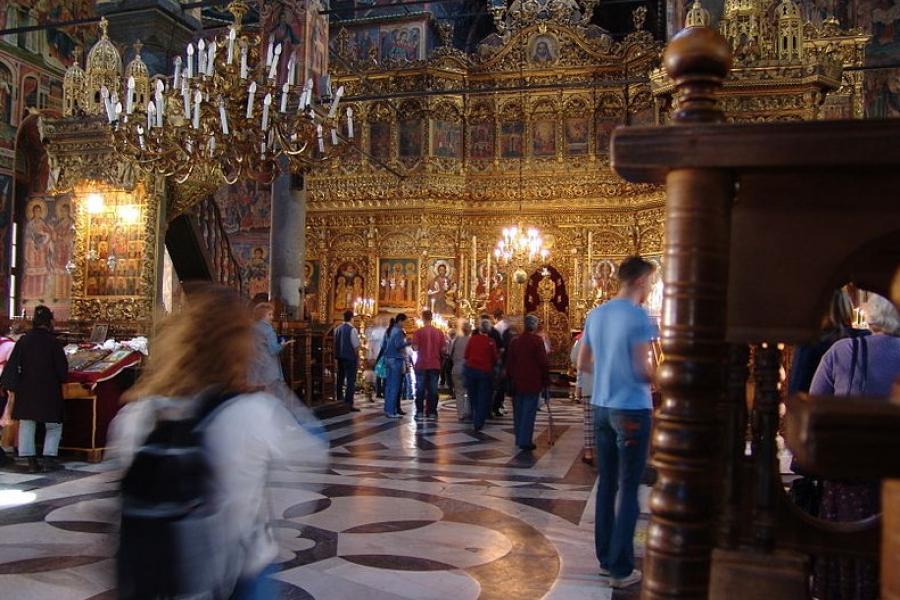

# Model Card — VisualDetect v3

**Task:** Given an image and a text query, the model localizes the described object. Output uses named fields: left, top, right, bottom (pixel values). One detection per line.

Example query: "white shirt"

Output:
left=367, top=325, right=387, bottom=361
left=110, top=392, right=328, bottom=577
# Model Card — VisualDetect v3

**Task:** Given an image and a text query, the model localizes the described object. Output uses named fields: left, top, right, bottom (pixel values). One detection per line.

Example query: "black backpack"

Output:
left=117, top=392, right=239, bottom=600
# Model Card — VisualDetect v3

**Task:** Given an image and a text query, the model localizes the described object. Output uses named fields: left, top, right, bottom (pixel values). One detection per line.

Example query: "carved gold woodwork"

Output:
left=651, top=1, right=870, bottom=122
left=43, top=117, right=162, bottom=331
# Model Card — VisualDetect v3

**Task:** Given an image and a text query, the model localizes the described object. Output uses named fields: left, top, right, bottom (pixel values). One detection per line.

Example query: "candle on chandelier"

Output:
left=316, top=124, right=324, bottom=153
left=155, top=80, right=165, bottom=127
left=207, top=41, right=216, bottom=76
left=268, top=43, right=282, bottom=80
left=173, top=56, right=182, bottom=88
left=227, top=28, right=236, bottom=64
left=261, top=93, right=272, bottom=130
left=137, top=124, right=145, bottom=149
left=114, top=101, right=122, bottom=122
left=218, top=98, right=229, bottom=135
left=100, top=86, right=113, bottom=123
left=331, top=128, right=338, bottom=145
left=239, top=40, right=248, bottom=79
left=186, top=43, right=194, bottom=78
left=280, top=83, right=289, bottom=113
left=347, top=108, right=354, bottom=138
left=198, top=39, right=206, bottom=75
left=286, top=53, right=296, bottom=85
left=208, top=135, right=216, bottom=156
left=265, top=36, right=274, bottom=67
left=246, top=81, right=257, bottom=119
left=303, top=78, right=313, bottom=108
left=125, top=76, right=135, bottom=114
left=147, top=101, right=155, bottom=130
left=192, top=90, right=202, bottom=129
left=327, top=85, right=344, bottom=118
left=181, top=80, right=190, bottom=119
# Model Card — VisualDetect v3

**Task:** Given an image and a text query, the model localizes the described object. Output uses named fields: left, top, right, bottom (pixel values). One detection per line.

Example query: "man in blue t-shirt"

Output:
left=578, top=256, right=658, bottom=589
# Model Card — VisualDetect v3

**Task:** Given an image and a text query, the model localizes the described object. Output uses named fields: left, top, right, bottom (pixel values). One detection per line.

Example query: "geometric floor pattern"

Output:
left=0, top=394, right=648, bottom=599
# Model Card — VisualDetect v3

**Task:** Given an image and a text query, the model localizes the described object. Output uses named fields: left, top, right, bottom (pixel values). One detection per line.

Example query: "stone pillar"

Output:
left=269, top=169, right=305, bottom=319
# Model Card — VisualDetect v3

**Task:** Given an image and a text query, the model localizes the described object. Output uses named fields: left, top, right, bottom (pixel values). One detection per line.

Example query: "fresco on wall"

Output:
left=214, top=181, right=272, bottom=298
left=20, top=194, right=74, bottom=319
left=424, top=257, right=458, bottom=316
left=431, top=119, right=462, bottom=158
left=470, top=120, right=494, bottom=159
left=399, top=119, right=423, bottom=159
left=0, top=61, right=13, bottom=151
left=369, top=121, right=391, bottom=162
left=378, top=257, right=418, bottom=311
left=865, top=67, right=900, bottom=118
left=380, top=23, right=424, bottom=61
left=0, top=0, right=96, bottom=69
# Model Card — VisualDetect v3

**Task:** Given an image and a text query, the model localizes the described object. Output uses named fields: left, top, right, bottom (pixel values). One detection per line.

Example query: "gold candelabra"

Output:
left=353, top=297, right=376, bottom=401
left=100, top=1, right=352, bottom=185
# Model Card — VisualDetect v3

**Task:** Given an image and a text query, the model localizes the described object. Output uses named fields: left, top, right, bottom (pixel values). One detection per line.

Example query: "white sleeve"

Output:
left=351, top=327, right=360, bottom=350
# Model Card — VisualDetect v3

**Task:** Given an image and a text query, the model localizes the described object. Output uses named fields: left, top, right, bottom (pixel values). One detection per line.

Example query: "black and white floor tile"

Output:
left=0, top=395, right=648, bottom=599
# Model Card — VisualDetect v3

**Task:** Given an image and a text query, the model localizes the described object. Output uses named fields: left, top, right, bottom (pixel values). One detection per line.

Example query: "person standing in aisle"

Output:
left=464, top=319, right=499, bottom=432
left=505, top=314, right=549, bottom=451
left=412, top=310, right=447, bottom=419
left=334, top=310, right=361, bottom=412
left=8, top=306, right=69, bottom=473
left=578, top=256, right=657, bottom=589
left=382, top=313, right=410, bottom=418
left=570, top=331, right=595, bottom=465
left=450, top=321, right=472, bottom=422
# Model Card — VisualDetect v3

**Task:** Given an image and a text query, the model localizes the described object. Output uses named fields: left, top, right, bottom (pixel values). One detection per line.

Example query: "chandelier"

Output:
left=493, top=225, right=550, bottom=265
left=98, top=1, right=352, bottom=185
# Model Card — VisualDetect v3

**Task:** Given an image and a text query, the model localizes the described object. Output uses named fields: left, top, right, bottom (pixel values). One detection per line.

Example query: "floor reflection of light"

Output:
left=0, top=489, right=38, bottom=507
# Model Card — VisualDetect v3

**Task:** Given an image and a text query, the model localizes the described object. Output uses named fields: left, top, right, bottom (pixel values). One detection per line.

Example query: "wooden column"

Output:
left=643, top=26, right=733, bottom=600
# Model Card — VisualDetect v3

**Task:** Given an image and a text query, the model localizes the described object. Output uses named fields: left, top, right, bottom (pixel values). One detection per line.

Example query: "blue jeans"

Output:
left=336, top=358, right=358, bottom=406
left=415, top=369, right=440, bottom=415
left=18, top=420, right=63, bottom=457
left=513, top=392, right=539, bottom=447
left=384, top=357, right=404, bottom=416
left=465, top=367, right=493, bottom=430
left=593, top=407, right=651, bottom=578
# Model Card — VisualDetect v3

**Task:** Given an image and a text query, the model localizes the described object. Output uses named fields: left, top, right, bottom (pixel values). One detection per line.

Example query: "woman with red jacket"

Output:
left=506, top=314, right=550, bottom=451
left=464, top=319, right=498, bottom=432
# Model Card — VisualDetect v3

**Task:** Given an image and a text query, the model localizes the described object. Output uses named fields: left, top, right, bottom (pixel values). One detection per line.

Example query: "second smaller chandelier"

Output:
left=102, top=1, right=352, bottom=185
left=493, top=225, right=550, bottom=265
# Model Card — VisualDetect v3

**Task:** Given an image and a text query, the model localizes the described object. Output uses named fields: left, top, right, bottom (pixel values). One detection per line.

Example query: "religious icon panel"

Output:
left=528, top=34, right=559, bottom=65
left=304, top=259, right=321, bottom=320
left=595, top=118, right=619, bottom=156
left=564, top=117, right=589, bottom=155
left=82, top=190, right=146, bottom=301
left=332, top=261, right=364, bottom=320
left=21, top=194, right=75, bottom=319
left=500, top=122, right=524, bottom=158
left=424, top=257, right=459, bottom=316
left=431, top=120, right=462, bottom=158
left=469, top=120, right=495, bottom=160
left=532, top=119, right=557, bottom=157
left=369, top=122, right=391, bottom=163
left=378, top=258, right=419, bottom=312
left=399, top=119, right=424, bottom=159
left=380, top=23, right=424, bottom=61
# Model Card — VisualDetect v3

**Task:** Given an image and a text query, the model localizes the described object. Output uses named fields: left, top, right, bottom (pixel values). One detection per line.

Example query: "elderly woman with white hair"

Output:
left=464, top=319, right=499, bottom=432
left=809, top=292, right=900, bottom=600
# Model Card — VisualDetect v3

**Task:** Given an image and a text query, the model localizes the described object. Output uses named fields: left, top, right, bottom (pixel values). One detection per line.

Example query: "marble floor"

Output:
left=0, top=394, right=649, bottom=599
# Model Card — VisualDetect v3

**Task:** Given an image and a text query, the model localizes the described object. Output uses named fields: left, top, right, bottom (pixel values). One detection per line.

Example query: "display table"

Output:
left=61, top=349, right=142, bottom=462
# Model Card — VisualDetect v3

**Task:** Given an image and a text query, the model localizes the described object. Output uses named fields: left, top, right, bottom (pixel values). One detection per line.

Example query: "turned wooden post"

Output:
left=643, top=26, right=733, bottom=600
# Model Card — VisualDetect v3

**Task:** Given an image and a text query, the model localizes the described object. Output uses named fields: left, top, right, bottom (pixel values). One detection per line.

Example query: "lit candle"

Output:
left=207, top=41, right=216, bottom=76
left=280, top=83, right=289, bottom=113
left=198, top=39, right=206, bottom=75
left=218, top=98, right=229, bottom=135
left=239, top=40, right=248, bottom=79
left=154, top=80, right=164, bottom=127
left=327, top=85, right=344, bottom=118
left=268, top=43, right=282, bottom=80
left=246, top=81, right=257, bottom=119
left=192, top=90, right=202, bottom=129
left=261, top=93, right=272, bottom=130
left=186, top=43, right=194, bottom=78
left=265, top=36, right=274, bottom=67
left=173, top=56, right=182, bottom=88
left=316, top=124, right=324, bottom=153
left=227, top=28, right=236, bottom=64
left=147, top=101, right=155, bottom=130
left=347, top=107, right=354, bottom=138
left=125, top=76, right=135, bottom=114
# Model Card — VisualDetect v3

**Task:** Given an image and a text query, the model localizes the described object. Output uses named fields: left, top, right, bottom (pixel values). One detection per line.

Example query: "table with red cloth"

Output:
left=61, top=349, right=142, bottom=462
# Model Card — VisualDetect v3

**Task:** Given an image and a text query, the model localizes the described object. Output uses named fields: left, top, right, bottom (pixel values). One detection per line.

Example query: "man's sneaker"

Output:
left=610, top=569, right=642, bottom=589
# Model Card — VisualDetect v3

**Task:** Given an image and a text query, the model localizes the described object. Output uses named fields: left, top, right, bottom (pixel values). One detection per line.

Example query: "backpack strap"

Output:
left=193, top=390, right=242, bottom=432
